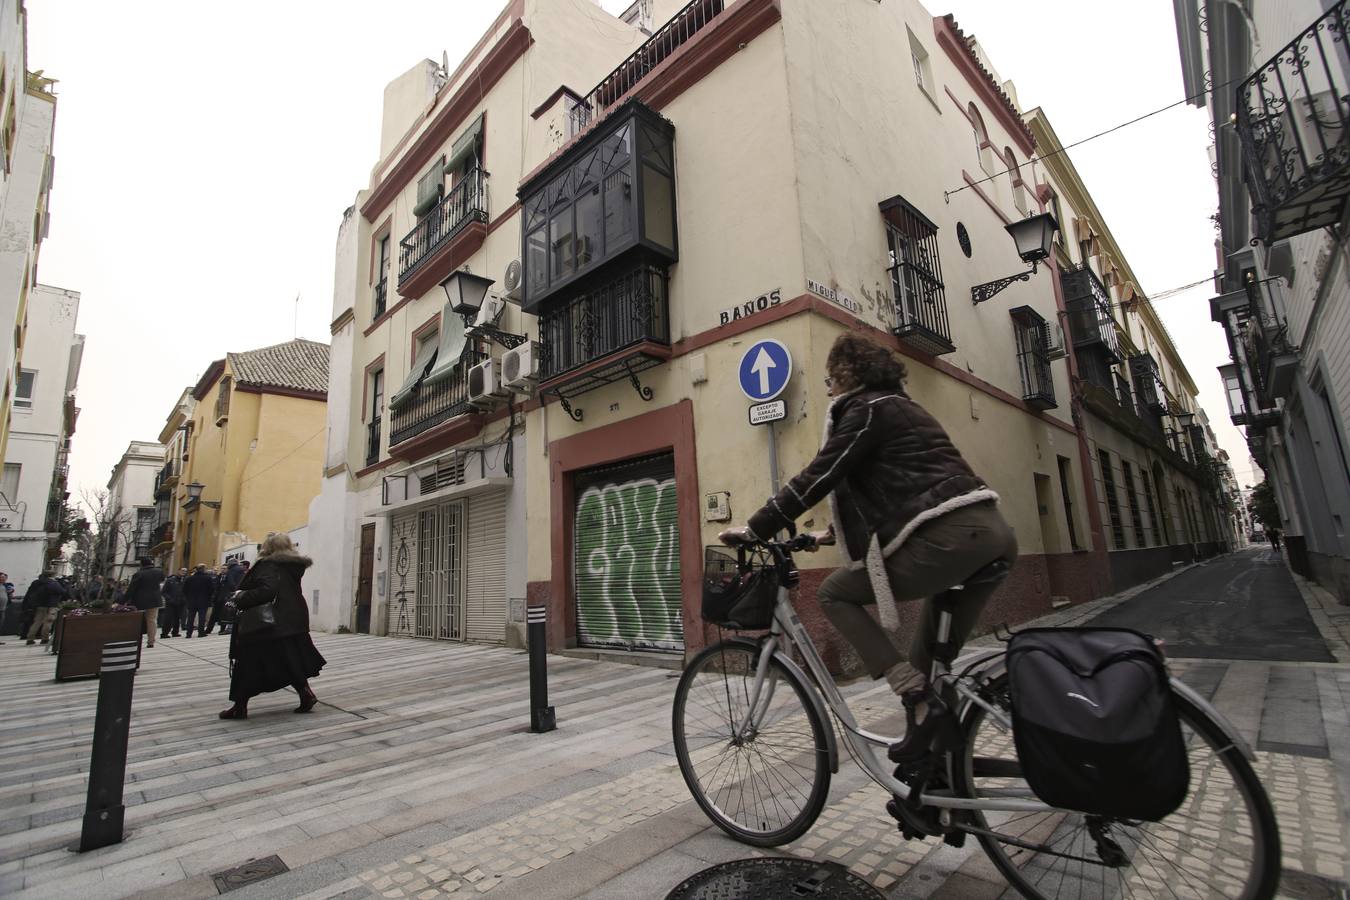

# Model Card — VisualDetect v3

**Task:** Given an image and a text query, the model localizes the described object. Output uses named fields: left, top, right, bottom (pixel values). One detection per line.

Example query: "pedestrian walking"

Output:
left=123, top=557, right=165, bottom=648
left=0, top=571, right=11, bottom=643
left=182, top=565, right=214, bottom=637
left=24, top=571, right=70, bottom=645
left=205, top=560, right=244, bottom=636
left=1269, top=527, right=1283, bottom=551
left=160, top=568, right=186, bottom=638
left=219, top=533, right=325, bottom=720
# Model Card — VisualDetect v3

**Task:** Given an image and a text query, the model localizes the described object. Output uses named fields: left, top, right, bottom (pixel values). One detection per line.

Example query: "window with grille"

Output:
left=1121, top=461, right=1147, bottom=547
left=13, top=369, right=34, bottom=410
left=215, top=376, right=232, bottom=423
left=1098, top=449, right=1125, bottom=550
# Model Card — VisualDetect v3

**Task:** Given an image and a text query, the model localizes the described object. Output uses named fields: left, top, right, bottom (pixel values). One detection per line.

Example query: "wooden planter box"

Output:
left=55, top=612, right=143, bottom=681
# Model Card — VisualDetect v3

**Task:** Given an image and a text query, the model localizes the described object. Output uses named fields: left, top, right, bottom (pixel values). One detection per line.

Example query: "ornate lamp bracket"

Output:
left=971, top=261, right=1039, bottom=305
left=459, top=313, right=528, bottom=349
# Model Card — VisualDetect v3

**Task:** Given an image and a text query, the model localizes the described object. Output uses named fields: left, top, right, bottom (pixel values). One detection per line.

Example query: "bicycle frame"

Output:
left=734, top=580, right=1056, bottom=815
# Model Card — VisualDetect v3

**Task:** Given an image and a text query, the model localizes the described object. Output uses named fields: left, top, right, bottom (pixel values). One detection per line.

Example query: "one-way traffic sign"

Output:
left=738, top=339, right=792, bottom=402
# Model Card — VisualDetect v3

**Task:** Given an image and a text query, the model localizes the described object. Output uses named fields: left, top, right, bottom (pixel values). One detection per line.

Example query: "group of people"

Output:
left=153, top=560, right=250, bottom=643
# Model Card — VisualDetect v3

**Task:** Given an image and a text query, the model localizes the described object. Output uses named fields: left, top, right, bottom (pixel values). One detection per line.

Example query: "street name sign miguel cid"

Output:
left=738, top=339, right=792, bottom=402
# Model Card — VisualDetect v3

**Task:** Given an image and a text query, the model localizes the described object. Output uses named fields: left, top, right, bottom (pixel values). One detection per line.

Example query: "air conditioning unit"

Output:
left=503, top=259, right=523, bottom=301
left=473, top=294, right=506, bottom=329
left=467, top=358, right=509, bottom=407
left=501, top=341, right=542, bottom=394
left=1045, top=323, right=1067, bottom=361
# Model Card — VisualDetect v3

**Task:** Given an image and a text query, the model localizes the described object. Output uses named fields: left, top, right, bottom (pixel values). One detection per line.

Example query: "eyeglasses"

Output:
left=823, top=376, right=834, bottom=388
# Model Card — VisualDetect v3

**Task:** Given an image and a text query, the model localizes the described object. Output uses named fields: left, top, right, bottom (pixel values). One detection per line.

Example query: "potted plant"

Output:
left=55, top=601, right=143, bottom=681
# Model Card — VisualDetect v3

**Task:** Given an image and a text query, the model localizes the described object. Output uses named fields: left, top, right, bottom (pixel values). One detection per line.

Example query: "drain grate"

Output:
left=1281, top=869, right=1350, bottom=900
left=211, top=854, right=290, bottom=894
left=665, top=858, right=884, bottom=899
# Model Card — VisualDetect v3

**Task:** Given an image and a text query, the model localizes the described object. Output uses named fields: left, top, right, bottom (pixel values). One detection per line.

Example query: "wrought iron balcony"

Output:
left=398, top=168, right=488, bottom=288
left=1129, top=353, right=1168, bottom=415
left=1010, top=306, right=1055, bottom=410
left=149, top=521, right=174, bottom=548
left=568, top=0, right=726, bottom=135
left=1061, top=264, right=1121, bottom=361
left=538, top=263, right=670, bottom=393
left=1244, top=317, right=1300, bottom=401
left=1237, top=1, right=1350, bottom=244
left=44, top=499, right=61, bottom=534
left=373, top=279, right=388, bottom=320
left=389, top=350, right=488, bottom=449
left=366, top=417, right=382, bottom=468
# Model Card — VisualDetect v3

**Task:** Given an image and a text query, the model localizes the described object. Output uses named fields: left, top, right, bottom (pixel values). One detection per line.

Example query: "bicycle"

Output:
left=672, top=534, right=1281, bottom=899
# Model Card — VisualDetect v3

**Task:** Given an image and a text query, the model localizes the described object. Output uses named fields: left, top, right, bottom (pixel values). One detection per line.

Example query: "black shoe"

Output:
left=26, top=639, right=35, bottom=645
left=888, top=689, right=952, bottom=764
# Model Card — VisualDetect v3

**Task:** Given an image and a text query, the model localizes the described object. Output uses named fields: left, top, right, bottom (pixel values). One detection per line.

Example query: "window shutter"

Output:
left=414, top=158, right=445, bottom=216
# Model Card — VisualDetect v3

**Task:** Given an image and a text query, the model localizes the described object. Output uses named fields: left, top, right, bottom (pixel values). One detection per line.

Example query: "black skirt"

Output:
left=229, top=633, right=326, bottom=702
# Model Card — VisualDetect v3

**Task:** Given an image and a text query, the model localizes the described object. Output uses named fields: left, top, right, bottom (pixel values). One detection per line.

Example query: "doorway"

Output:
left=356, top=523, right=375, bottom=634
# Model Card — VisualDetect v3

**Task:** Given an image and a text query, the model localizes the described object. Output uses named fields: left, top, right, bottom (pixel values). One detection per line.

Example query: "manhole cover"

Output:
left=1281, top=869, right=1349, bottom=900
left=665, top=858, right=884, bottom=899
left=211, top=854, right=290, bottom=893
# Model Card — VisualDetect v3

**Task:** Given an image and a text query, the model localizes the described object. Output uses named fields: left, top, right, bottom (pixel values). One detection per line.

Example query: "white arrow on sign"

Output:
left=751, top=347, right=776, bottom=395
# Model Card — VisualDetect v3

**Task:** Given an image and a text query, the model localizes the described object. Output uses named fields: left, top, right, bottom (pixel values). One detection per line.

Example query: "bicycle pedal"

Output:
left=885, top=797, right=940, bottom=839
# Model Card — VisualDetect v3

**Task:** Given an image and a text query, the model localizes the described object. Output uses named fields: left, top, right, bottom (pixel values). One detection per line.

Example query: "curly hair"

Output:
left=826, top=331, right=907, bottom=391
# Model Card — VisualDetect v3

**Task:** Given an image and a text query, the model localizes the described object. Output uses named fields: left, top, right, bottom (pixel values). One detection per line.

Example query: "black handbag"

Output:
left=235, top=601, right=276, bottom=636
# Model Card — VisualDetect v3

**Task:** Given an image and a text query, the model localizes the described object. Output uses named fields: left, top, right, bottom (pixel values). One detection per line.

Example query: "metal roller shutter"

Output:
left=573, top=452, right=684, bottom=652
left=465, top=491, right=507, bottom=643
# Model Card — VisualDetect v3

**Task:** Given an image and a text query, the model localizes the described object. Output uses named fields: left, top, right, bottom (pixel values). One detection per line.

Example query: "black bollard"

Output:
left=527, top=605, right=555, bottom=733
left=78, top=639, right=139, bottom=852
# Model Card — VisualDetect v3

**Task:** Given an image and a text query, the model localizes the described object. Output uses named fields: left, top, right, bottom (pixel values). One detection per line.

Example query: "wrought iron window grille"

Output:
left=880, top=197, right=954, bottom=355
left=1009, top=306, right=1056, bottom=410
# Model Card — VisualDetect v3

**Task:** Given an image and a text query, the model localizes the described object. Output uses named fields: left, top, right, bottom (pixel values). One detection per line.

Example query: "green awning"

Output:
left=389, top=337, right=439, bottom=410
left=424, top=303, right=469, bottom=385
left=445, top=114, right=484, bottom=173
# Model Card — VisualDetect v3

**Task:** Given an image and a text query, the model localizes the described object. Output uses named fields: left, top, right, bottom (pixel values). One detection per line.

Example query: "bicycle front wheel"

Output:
left=954, top=673, right=1280, bottom=900
left=672, top=638, right=831, bottom=846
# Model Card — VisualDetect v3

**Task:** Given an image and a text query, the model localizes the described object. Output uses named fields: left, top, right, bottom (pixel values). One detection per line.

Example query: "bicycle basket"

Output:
left=702, top=545, right=777, bottom=630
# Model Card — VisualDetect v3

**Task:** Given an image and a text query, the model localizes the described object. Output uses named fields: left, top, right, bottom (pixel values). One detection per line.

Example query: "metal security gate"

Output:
left=465, top=492, right=507, bottom=643
left=573, top=453, right=684, bottom=652
left=416, top=502, right=464, bottom=640
left=388, top=513, right=420, bottom=637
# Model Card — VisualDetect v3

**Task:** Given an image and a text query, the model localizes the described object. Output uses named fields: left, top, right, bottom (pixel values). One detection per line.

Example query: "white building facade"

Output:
left=0, top=284, right=81, bottom=596
left=105, top=440, right=165, bottom=583
left=1176, top=0, right=1350, bottom=595
left=0, top=1, right=57, bottom=462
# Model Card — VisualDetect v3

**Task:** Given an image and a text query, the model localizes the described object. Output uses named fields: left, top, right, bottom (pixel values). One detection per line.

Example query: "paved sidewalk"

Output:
left=0, top=549, right=1347, bottom=899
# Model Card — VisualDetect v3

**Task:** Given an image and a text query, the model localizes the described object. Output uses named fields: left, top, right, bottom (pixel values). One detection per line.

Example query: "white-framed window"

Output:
left=1, top=462, right=19, bottom=504
left=13, top=369, right=34, bottom=410
left=969, top=104, right=996, bottom=175
left=907, top=27, right=932, bottom=97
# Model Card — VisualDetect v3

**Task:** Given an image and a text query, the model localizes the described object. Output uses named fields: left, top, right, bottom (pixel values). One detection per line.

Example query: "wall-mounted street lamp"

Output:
left=440, top=270, right=527, bottom=349
left=1174, top=409, right=1196, bottom=428
left=971, top=212, right=1060, bottom=305
left=184, top=481, right=221, bottom=510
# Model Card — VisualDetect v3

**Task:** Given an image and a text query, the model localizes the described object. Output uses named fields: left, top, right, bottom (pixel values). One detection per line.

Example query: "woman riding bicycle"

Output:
left=720, top=331, right=1017, bottom=755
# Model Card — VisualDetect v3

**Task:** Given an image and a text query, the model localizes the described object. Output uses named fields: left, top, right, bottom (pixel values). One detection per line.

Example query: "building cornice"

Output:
left=191, top=360, right=227, bottom=401
left=330, top=308, right=355, bottom=335
left=359, top=18, right=533, bottom=223
left=234, top=384, right=327, bottom=402
left=934, top=15, right=1035, bottom=155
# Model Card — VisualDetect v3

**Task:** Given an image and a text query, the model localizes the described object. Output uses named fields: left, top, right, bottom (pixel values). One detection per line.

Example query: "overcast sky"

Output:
left=25, top=0, right=1252, bottom=509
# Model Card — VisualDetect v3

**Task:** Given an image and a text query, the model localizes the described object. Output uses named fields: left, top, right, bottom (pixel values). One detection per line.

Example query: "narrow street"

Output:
left=1, top=550, right=1348, bottom=899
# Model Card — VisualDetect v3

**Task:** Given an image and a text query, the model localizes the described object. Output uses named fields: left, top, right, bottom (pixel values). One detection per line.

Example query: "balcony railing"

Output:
left=1237, top=0, right=1350, bottom=244
left=389, top=350, right=488, bottom=448
left=1062, top=264, right=1122, bottom=361
left=1011, top=307, right=1055, bottom=410
left=149, top=521, right=174, bottom=547
left=398, top=168, right=488, bottom=285
left=44, top=499, right=61, bottom=534
left=366, top=417, right=382, bottom=467
left=569, top=0, right=726, bottom=134
left=539, top=263, right=670, bottom=383
left=374, top=279, right=388, bottom=320
left=1129, top=353, right=1168, bottom=415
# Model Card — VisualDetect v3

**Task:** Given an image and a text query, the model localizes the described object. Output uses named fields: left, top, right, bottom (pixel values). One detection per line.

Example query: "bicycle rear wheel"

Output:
left=953, top=673, right=1280, bottom=899
left=672, top=638, right=831, bottom=846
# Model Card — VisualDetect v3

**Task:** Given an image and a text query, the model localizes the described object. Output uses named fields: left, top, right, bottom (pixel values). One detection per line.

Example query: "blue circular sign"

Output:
left=738, top=339, right=793, bottom=402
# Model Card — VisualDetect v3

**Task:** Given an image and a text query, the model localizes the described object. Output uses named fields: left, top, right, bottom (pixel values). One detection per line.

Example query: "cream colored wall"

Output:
left=237, top=392, right=327, bottom=539
left=177, top=380, right=227, bottom=569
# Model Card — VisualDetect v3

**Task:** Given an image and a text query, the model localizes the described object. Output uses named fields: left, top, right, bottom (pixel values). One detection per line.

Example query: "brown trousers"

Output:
left=818, top=501, right=1017, bottom=678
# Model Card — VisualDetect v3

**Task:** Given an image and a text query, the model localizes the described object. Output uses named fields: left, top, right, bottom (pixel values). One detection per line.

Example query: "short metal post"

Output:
left=78, top=639, right=138, bottom=852
left=527, top=606, right=555, bottom=733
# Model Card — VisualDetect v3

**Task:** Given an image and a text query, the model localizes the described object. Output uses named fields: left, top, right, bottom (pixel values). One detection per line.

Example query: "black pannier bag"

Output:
left=1005, top=627, right=1189, bottom=821
left=702, top=546, right=777, bottom=630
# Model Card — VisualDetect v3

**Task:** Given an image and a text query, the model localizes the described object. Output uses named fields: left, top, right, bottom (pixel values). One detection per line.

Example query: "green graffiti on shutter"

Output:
left=575, top=477, right=682, bottom=648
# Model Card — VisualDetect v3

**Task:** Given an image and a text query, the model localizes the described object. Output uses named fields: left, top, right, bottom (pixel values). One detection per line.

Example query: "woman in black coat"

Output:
left=219, top=533, right=327, bottom=719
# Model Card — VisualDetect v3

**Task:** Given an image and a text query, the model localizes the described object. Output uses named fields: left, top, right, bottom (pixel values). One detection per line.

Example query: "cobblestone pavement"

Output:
left=1, top=548, right=1347, bottom=899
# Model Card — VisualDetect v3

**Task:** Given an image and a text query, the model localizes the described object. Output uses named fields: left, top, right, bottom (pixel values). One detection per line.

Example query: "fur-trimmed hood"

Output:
left=258, top=550, right=313, bottom=569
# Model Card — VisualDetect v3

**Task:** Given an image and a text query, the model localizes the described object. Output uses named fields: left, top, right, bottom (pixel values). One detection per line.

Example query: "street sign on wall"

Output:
left=737, top=339, right=793, bottom=402
left=748, top=400, right=786, bottom=425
